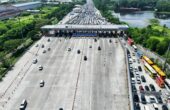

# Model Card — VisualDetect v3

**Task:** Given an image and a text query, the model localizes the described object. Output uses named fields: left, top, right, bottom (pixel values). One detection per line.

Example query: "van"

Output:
left=19, top=99, right=27, bottom=110
left=131, top=78, right=135, bottom=84
left=144, top=105, right=150, bottom=110
left=153, top=103, right=158, bottom=110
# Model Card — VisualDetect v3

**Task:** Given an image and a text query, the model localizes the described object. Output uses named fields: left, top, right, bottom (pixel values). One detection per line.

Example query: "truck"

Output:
left=156, top=76, right=165, bottom=88
left=127, top=37, right=134, bottom=46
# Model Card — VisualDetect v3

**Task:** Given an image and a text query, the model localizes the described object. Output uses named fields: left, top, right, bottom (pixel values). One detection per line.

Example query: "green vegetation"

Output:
left=0, top=3, right=75, bottom=80
left=93, top=0, right=123, bottom=24
left=127, top=18, right=170, bottom=62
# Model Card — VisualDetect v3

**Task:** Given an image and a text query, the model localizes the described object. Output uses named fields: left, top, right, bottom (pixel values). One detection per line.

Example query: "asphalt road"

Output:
left=4, top=37, right=129, bottom=110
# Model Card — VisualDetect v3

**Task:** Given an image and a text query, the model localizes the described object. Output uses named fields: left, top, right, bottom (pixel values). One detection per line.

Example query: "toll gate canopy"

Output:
left=41, top=24, right=129, bottom=37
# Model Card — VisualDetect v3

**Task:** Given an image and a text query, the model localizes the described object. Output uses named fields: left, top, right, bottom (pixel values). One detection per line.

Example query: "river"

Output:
left=113, top=11, right=170, bottom=28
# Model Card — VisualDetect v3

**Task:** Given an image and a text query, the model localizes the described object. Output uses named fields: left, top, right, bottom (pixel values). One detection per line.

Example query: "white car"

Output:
left=32, top=59, right=37, bottom=64
left=40, top=80, right=45, bottom=87
left=39, top=65, right=43, bottom=70
left=19, top=99, right=27, bottom=110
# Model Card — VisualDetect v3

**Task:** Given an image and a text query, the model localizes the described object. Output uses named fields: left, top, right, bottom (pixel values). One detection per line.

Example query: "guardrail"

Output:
left=118, top=37, right=134, bottom=110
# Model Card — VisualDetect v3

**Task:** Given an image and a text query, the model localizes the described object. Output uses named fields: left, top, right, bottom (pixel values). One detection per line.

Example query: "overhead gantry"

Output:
left=41, top=24, right=129, bottom=37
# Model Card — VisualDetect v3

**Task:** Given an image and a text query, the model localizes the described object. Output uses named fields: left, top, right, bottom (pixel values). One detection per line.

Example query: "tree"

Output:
left=146, top=38, right=160, bottom=51
left=3, top=39, right=22, bottom=52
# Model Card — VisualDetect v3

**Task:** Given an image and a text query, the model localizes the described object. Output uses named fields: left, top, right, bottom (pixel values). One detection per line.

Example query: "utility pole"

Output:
left=163, top=43, right=170, bottom=71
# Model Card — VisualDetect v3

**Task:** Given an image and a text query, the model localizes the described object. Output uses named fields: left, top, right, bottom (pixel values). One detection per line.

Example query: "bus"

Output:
left=164, top=79, right=170, bottom=91
left=143, top=60, right=157, bottom=79
left=156, top=76, right=165, bottom=88
left=132, top=45, right=137, bottom=52
left=142, top=56, right=154, bottom=65
left=152, top=65, right=166, bottom=80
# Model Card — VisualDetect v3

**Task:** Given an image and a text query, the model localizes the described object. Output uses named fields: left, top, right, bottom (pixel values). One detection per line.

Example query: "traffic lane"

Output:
left=7, top=37, right=66, bottom=110
left=73, top=38, right=129, bottom=110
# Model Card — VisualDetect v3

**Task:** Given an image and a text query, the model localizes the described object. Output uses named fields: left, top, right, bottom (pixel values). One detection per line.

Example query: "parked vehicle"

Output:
left=141, top=75, right=146, bottom=82
left=141, top=94, right=147, bottom=104
left=162, top=104, right=168, bottom=110
left=139, top=85, right=144, bottom=92
left=68, top=48, right=71, bottom=51
left=149, top=84, right=156, bottom=91
left=132, top=85, right=137, bottom=92
left=134, top=103, right=140, bottom=110
left=149, top=96, right=156, bottom=103
left=77, top=50, right=81, bottom=54
left=138, top=66, right=142, bottom=72
left=98, top=46, right=101, bottom=51
left=144, top=85, right=150, bottom=91
left=84, top=56, right=87, bottom=61
left=155, top=95, right=163, bottom=103
left=133, top=94, right=139, bottom=102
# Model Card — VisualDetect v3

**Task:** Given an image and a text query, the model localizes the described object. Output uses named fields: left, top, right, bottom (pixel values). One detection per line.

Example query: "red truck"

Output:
left=127, top=37, right=134, bottom=46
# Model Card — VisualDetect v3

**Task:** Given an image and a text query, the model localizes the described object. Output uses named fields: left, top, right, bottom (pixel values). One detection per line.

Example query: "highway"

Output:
left=3, top=37, right=129, bottom=110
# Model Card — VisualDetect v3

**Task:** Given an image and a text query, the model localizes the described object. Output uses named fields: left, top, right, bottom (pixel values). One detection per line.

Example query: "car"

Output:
left=35, top=44, right=39, bottom=47
left=115, top=40, right=118, bottom=43
left=41, top=44, right=44, bottom=48
left=109, top=39, right=112, bottom=43
left=138, top=66, right=142, bottom=72
left=136, top=76, right=141, bottom=84
left=47, top=38, right=50, bottom=42
left=149, top=96, right=156, bottom=103
left=132, top=85, right=137, bottom=92
left=131, top=78, right=135, bottom=84
left=134, top=67, right=138, bottom=72
left=155, top=95, right=163, bottom=103
left=77, top=50, right=81, bottom=54
left=19, top=99, right=27, bottom=110
left=128, top=54, right=131, bottom=58
left=40, top=80, right=45, bottom=87
left=139, top=85, right=144, bottom=92
left=162, top=104, right=168, bottom=110
left=59, top=108, right=63, bottom=110
left=144, top=85, right=150, bottom=91
left=94, top=38, right=97, bottom=42
left=89, top=46, right=92, bottom=48
left=98, top=46, right=101, bottom=50
left=137, top=59, right=140, bottom=64
left=39, top=65, right=43, bottom=70
left=132, top=53, right=135, bottom=56
left=153, top=103, right=158, bottom=110
left=141, top=94, right=147, bottom=104
left=149, top=84, right=156, bottom=91
left=133, top=94, right=139, bottom=102
left=133, top=59, right=136, bottom=62
left=129, top=66, right=133, bottom=70
left=84, top=56, right=87, bottom=61
left=134, top=103, right=140, bottom=110
left=43, top=50, right=46, bottom=53
left=130, top=71, right=134, bottom=78
left=48, top=47, right=51, bottom=51
left=32, top=59, right=37, bottom=64
left=141, top=75, right=146, bottom=82
left=68, top=48, right=71, bottom=51
left=135, top=72, right=140, bottom=76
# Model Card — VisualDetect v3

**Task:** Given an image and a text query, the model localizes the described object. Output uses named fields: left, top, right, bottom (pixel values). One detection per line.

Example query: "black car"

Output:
left=134, top=103, right=140, bottom=110
left=138, top=66, right=142, bottom=72
left=162, top=104, right=168, bottom=110
left=141, top=75, right=146, bottom=82
left=89, top=46, right=92, bottom=48
left=98, top=46, right=101, bottom=51
left=77, top=50, right=81, bottom=54
left=109, top=39, right=112, bottom=43
left=141, top=94, right=147, bottom=104
left=149, top=84, right=156, bottom=91
left=94, top=39, right=97, bottom=42
left=144, top=85, right=150, bottom=91
left=84, top=56, right=87, bottom=61
left=133, top=94, right=139, bottom=102
left=130, top=71, right=134, bottom=78
left=132, top=85, right=137, bottom=92
left=155, top=95, right=163, bottom=103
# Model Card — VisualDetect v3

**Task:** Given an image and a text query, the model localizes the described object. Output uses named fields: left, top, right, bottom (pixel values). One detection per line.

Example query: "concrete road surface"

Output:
left=4, top=37, right=129, bottom=110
